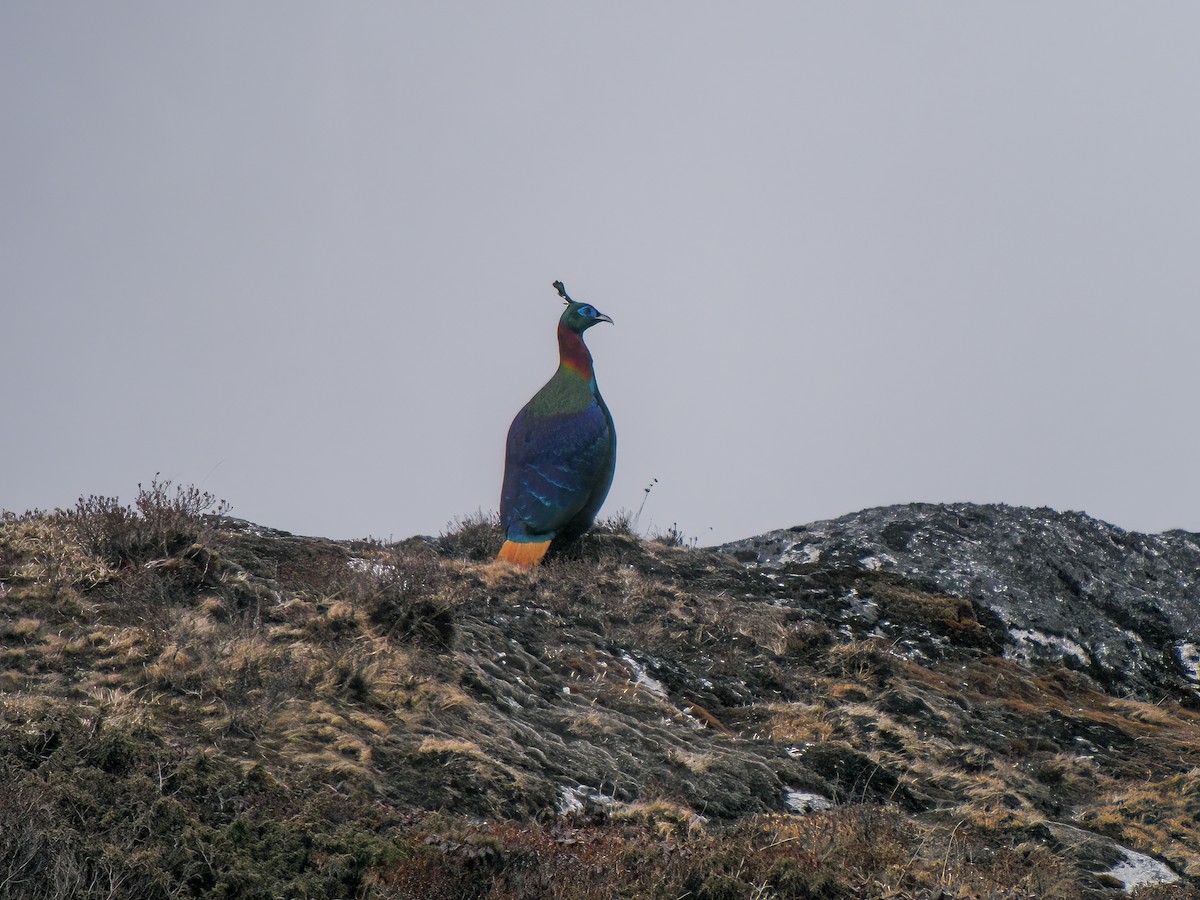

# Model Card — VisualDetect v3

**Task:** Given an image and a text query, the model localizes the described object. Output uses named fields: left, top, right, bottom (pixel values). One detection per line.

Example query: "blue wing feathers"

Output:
left=501, top=400, right=614, bottom=541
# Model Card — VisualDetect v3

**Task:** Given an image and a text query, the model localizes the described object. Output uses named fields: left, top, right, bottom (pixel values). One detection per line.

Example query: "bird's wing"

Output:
left=501, top=402, right=613, bottom=539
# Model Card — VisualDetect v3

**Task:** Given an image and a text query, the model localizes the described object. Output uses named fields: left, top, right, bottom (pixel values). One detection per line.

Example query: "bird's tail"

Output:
left=496, top=540, right=551, bottom=568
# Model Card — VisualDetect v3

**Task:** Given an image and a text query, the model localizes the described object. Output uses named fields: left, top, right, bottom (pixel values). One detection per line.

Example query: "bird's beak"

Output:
left=597, top=313, right=614, bottom=325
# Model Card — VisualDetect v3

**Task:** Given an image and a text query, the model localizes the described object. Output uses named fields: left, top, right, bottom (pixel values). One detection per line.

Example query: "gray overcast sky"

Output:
left=3, top=4, right=1198, bottom=544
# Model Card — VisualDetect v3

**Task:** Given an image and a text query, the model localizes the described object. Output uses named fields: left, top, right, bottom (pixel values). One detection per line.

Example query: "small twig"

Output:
left=763, top=834, right=804, bottom=851
left=941, top=819, right=966, bottom=882
left=633, top=478, right=658, bottom=530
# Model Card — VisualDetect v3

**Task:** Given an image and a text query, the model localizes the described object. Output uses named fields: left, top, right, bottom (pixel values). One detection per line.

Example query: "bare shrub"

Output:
left=437, top=511, right=503, bottom=560
left=68, top=476, right=230, bottom=567
left=595, top=510, right=636, bottom=536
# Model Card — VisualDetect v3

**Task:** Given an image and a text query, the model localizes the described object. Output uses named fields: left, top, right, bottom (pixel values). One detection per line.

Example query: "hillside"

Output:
left=1, top=484, right=1198, bottom=899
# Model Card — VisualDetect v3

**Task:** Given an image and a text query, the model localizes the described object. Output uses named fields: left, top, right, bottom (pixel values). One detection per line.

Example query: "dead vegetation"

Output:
left=1, top=486, right=1197, bottom=898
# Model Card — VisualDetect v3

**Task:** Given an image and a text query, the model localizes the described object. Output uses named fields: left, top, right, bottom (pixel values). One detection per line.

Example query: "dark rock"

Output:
left=721, top=503, right=1200, bottom=703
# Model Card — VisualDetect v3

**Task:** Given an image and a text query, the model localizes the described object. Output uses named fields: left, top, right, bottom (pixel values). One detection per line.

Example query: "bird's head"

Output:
left=554, top=280, right=614, bottom=333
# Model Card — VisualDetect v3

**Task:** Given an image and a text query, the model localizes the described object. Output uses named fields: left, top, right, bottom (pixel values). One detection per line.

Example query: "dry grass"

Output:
left=2, top=496, right=1199, bottom=898
left=1078, top=769, right=1200, bottom=876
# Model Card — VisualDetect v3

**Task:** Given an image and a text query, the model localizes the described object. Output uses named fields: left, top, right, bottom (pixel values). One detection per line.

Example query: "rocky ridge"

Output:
left=722, top=503, right=1200, bottom=703
left=1, top=492, right=1198, bottom=898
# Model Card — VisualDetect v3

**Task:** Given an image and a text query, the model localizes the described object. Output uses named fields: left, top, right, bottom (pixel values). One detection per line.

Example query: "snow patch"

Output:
left=791, top=543, right=822, bottom=564
left=1008, top=628, right=1092, bottom=667
left=557, top=786, right=584, bottom=815
left=763, top=540, right=824, bottom=566
left=347, top=557, right=393, bottom=577
left=1177, top=642, right=1200, bottom=685
left=1104, top=844, right=1179, bottom=891
left=621, top=654, right=668, bottom=700
left=557, top=784, right=618, bottom=815
left=784, top=789, right=832, bottom=814
left=843, top=588, right=879, bottom=623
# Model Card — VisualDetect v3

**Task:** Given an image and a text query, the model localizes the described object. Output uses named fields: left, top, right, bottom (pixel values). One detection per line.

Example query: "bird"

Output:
left=496, top=281, right=616, bottom=568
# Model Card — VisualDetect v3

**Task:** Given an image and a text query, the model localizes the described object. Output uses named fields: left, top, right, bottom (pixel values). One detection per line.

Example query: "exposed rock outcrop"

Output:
left=723, top=503, right=1200, bottom=702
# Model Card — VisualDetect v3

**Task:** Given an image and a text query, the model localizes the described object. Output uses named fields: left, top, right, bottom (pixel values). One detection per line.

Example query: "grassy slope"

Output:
left=1, top=486, right=1198, bottom=899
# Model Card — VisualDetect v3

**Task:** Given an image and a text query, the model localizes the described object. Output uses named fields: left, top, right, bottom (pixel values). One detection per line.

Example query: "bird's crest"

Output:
left=553, top=280, right=574, bottom=306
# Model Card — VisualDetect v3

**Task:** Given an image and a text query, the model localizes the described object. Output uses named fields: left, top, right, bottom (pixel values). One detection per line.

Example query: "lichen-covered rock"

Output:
left=722, top=503, right=1200, bottom=701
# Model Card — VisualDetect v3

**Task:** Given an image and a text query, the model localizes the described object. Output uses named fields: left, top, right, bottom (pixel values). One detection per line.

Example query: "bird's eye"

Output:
left=579, top=305, right=596, bottom=317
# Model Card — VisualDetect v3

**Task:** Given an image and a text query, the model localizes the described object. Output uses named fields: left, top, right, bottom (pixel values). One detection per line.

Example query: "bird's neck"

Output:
left=557, top=323, right=595, bottom=382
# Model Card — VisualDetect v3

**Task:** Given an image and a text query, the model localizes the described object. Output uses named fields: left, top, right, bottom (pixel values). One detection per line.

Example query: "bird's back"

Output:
left=500, top=368, right=615, bottom=548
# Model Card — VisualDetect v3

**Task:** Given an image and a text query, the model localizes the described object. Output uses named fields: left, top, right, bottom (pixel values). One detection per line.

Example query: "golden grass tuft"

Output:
left=2, top=616, right=42, bottom=639
left=0, top=516, right=114, bottom=590
left=666, top=748, right=714, bottom=774
left=563, top=709, right=616, bottom=736
left=418, top=737, right=485, bottom=757
left=612, top=799, right=707, bottom=837
left=826, top=637, right=899, bottom=680
left=761, top=702, right=838, bottom=744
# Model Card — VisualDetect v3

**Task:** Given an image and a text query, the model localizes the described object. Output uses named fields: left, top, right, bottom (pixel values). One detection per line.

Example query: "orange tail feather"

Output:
left=496, top=540, right=551, bottom=568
